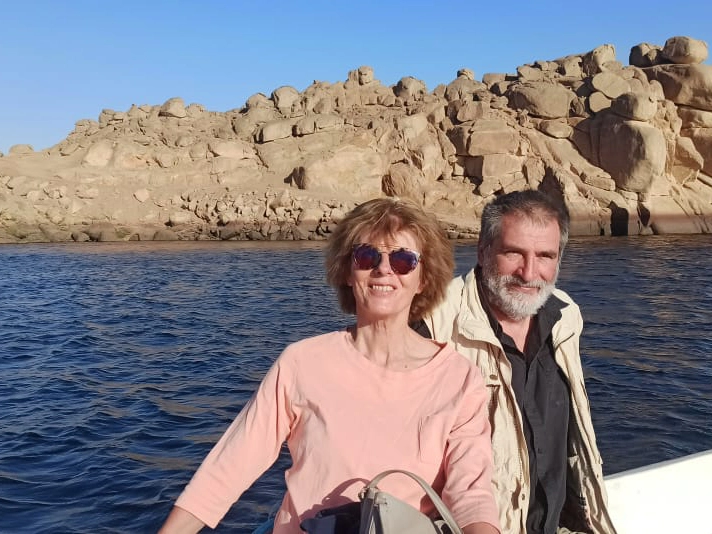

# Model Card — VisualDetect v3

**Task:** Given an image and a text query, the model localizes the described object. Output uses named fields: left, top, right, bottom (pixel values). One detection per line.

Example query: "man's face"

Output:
left=479, top=213, right=561, bottom=321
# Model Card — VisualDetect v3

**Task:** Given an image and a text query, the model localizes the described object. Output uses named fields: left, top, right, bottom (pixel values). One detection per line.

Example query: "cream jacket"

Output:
left=425, top=269, right=617, bottom=534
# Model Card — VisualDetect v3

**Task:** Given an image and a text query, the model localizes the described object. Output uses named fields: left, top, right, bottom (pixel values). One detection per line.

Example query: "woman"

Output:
left=158, top=198, right=500, bottom=534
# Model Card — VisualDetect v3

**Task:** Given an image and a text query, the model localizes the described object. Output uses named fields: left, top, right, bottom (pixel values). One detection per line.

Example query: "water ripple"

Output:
left=1, top=237, right=710, bottom=533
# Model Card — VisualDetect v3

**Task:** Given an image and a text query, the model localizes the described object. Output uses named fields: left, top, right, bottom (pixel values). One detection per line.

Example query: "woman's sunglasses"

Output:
left=352, top=244, right=421, bottom=275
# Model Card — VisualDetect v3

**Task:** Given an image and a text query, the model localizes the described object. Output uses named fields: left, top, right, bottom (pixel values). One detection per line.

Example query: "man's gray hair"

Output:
left=479, top=189, right=570, bottom=257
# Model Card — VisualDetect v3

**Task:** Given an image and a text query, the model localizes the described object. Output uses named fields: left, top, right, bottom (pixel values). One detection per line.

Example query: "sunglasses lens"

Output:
left=352, top=244, right=420, bottom=274
left=352, top=244, right=381, bottom=270
left=389, top=249, right=420, bottom=275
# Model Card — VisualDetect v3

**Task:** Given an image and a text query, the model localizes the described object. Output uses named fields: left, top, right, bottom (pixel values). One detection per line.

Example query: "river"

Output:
left=0, top=235, right=710, bottom=533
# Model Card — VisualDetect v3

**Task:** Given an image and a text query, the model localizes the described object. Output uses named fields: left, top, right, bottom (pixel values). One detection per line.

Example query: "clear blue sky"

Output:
left=1, top=0, right=710, bottom=154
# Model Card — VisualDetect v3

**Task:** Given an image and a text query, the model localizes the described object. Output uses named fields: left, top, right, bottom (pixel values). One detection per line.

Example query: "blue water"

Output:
left=1, top=236, right=711, bottom=533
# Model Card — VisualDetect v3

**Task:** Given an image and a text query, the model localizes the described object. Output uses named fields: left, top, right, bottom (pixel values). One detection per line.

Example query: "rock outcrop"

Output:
left=1, top=35, right=711, bottom=243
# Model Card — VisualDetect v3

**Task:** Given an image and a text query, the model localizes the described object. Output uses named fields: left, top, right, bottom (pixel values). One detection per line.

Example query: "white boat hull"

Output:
left=604, top=449, right=712, bottom=534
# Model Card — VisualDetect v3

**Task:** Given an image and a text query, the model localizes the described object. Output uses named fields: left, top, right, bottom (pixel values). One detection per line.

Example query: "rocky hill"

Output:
left=1, top=35, right=711, bottom=243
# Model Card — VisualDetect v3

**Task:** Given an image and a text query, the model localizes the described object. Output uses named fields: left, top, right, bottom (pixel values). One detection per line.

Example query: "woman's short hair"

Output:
left=325, top=197, right=454, bottom=322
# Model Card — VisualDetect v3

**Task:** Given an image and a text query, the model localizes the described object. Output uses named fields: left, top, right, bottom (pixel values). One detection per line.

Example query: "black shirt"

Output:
left=478, top=274, right=571, bottom=534
left=410, top=273, right=572, bottom=534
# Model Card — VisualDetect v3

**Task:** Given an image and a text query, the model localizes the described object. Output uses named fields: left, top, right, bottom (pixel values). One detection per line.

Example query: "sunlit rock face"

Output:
left=1, top=36, right=711, bottom=243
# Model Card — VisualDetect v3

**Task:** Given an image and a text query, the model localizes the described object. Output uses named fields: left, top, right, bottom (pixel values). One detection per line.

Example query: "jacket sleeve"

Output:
left=174, top=352, right=296, bottom=528
left=426, top=274, right=467, bottom=343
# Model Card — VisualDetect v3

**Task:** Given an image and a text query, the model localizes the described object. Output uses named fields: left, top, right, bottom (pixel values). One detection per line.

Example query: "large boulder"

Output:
left=645, top=64, right=712, bottom=111
left=112, top=140, right=151, bottom=169
left=582, top=44, right=617, bottom=76
left=506, top=82, right=575, bottom=118
left=448, top=119, right=520, bottom=156
left=255, top=137, right=300, bottom=174
left=208, top=139, right=256, bottom=159
left=256, top=119, right=295, bottom=143
left=159, top=97, right=187, bottom=119
left=677, top=106, right=712, bottom=128
left=598, top=117, right=667, bottom=192
left=661, top=36, right=709, bottom=65
left=683, top=128, right=712, bottom=175
left=611, top=92, right=658, bottom=121
left=591, top=71, right=630, bottom=99
left=394, top=76, right=427, bottom=103
left=382, top=162, right=429, bottom=202
left=272, top=86, right=300, bottom=116
left=82, top=140, right=114, bottom=167
left=671, top=135, right=704, bottom=183
left=8, top=144, right=34, bottom=155
left=629, top=43, right=662, bottom=68
left=290, top=145, right=387, bottom=198
left=646, top=196, right=709, bottom=234
left=465, top=153, right=524, bottom=179
left=444, top=74, right=487, bottom=101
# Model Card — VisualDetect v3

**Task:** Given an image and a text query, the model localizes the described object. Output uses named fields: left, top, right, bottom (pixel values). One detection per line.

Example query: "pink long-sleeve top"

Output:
left=175, top=330, right=499, bottom=532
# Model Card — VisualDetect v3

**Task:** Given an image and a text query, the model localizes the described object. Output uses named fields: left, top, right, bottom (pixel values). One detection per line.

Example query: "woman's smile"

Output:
left=349, top=230, right=423, bottom=322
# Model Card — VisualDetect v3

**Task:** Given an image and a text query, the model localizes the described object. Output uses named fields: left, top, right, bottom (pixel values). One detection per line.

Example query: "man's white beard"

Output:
left=481, top=259, right=558, bottom=321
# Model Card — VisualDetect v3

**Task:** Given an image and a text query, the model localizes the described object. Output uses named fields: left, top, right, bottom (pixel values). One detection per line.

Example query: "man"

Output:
left=420, top=190, right=617, bottom=534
